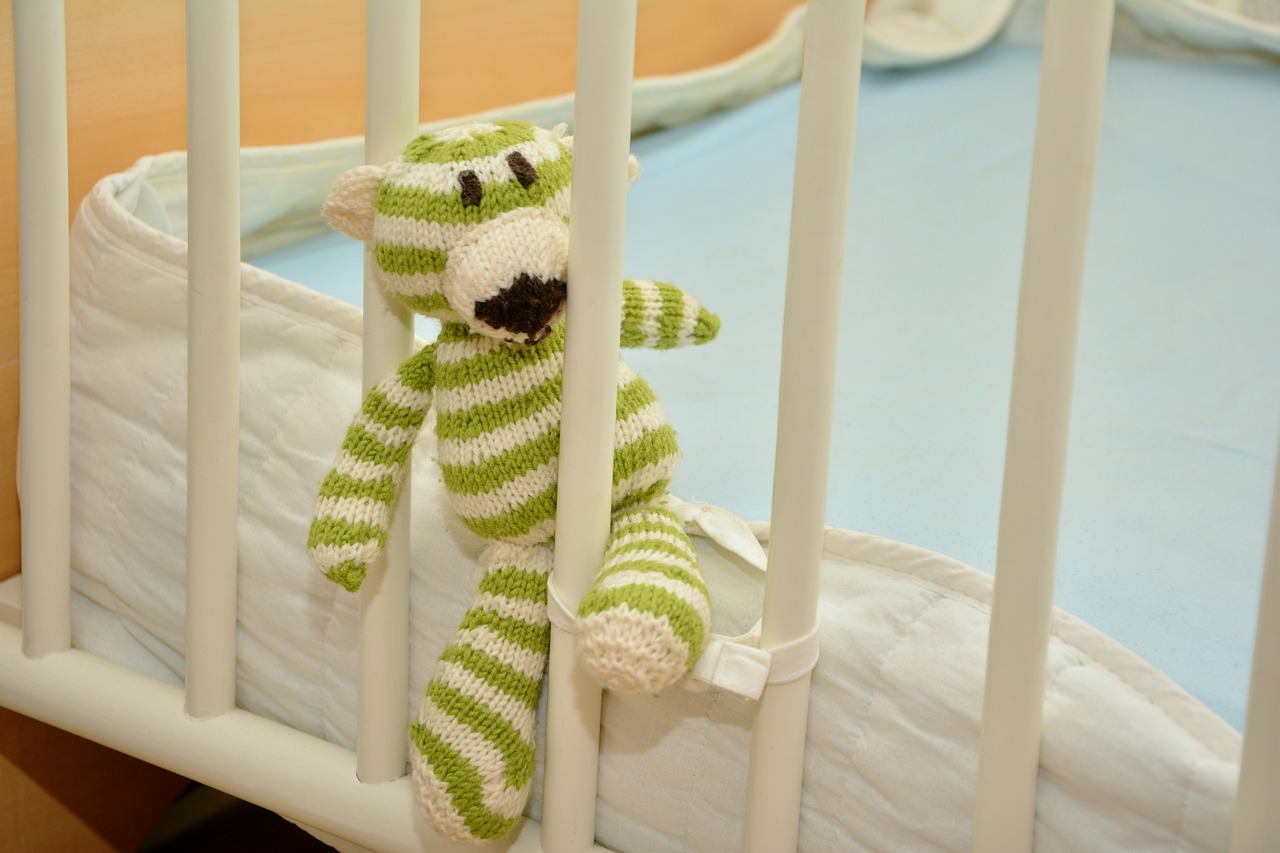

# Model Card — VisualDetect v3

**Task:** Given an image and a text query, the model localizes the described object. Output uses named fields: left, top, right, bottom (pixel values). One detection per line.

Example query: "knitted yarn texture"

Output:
left=306, top=120, right=719, bottom=843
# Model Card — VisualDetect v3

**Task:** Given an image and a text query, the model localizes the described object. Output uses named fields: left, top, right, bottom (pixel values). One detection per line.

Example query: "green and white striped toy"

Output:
left=307, top=120, right=719, bottom=843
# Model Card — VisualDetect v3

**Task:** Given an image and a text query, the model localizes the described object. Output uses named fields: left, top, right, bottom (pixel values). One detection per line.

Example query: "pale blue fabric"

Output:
left=252, top=44, right=1280, bottom=729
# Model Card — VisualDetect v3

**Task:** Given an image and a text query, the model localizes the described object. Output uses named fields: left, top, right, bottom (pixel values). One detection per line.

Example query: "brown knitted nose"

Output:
left=474, top=273, right=567, bottom=345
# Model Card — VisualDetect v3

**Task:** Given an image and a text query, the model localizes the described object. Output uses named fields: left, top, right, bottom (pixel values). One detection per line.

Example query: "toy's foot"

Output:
left=410, top=544, right=552, bottom=843
left=577, top=505, right=711, bottom=694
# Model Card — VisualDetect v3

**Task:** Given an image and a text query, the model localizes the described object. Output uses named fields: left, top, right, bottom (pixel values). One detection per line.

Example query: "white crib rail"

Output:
left=743, top=2, right=866, bottom=851
left=1230, top=434, right=1280, bottom=851
left=184, top=0, right=242, bottom=722
left=973, top=1, right=1116, bottom=849
left=13, top=0, right=71, bottom=661
left=0, top=627, right=455, bottom=852
left=356, top=0, right=419, bottom=786
left=543, top=0, right=639, bottom=847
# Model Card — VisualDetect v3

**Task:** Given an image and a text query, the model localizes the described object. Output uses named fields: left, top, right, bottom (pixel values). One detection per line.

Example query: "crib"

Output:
left=2, top=0, right=1278, bottom=850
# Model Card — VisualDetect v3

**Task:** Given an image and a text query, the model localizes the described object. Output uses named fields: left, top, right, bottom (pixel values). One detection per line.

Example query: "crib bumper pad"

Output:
left=57, top=146, right=1244, bottom=852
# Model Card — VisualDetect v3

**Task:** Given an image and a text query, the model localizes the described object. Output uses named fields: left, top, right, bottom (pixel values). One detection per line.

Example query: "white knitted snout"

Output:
left=443, top=207, right=570, bottom=342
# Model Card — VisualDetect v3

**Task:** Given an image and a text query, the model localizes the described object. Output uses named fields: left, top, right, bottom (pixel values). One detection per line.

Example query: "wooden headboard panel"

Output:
left=0, top=0, right=800, bottom=582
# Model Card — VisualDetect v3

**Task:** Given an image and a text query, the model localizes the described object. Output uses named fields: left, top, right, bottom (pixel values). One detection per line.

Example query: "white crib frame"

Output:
left=2, top=1, right=1277, bottom=851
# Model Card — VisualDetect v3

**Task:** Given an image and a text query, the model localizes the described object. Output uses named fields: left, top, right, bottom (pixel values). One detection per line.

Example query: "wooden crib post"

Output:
left=743, top=2, right=867, bottom=851
left=356, top=0, right=419, bottom=786
left=972, top=1, right=1115, bottom=849
left=184, top=0, right=243, bottom=722
left=542, top=0, right=638, bottom=848
left=1230, top=433, right=1280, bottom=851
left=13, top=0, right=72, bottom=661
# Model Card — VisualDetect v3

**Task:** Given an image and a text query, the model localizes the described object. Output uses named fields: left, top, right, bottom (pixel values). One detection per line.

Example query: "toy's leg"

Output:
left=410, top=542, right=551, bottom=844
left=576, top=503, right=711, bottom=694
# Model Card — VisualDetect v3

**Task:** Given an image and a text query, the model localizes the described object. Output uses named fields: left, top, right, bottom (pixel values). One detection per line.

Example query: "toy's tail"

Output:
left=576, top=503, right=711, bottom=694
left=306, top=345, right=435, bottom=592
left=410, top=543, right=552, bottom=843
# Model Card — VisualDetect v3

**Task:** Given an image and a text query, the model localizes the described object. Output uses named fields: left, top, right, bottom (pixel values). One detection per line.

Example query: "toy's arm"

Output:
left=619, top=279, right=720, bottom=349
left=307, top=343, right=436, bottom=592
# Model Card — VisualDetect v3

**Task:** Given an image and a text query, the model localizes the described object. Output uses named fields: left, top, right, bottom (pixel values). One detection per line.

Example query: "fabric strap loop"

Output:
left=681, top=621, right=821, bottom=701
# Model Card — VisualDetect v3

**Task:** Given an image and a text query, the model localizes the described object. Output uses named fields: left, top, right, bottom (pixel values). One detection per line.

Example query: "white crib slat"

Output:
left=542, top=0, right=638, bottom=847
left=1230, top=436, right=1280, bottom=851
left=744, top=2, right=867, bottom=851
left=973, top=1, right=1115, bottom=849
left=14, top=0, right=71, bottom=660
left=184, top=0, right=241, bottom=720
left=357, top=0, right=419, bottom=785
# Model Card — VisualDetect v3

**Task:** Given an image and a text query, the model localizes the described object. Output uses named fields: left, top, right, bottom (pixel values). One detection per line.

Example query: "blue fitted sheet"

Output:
left=250, top=43, right=1280, bottom=730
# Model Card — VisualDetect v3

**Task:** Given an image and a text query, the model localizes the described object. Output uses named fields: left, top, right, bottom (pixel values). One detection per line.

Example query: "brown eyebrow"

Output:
left=458, top=170, right=483, bottom=207
left=506, top=151, right=538, bottom=189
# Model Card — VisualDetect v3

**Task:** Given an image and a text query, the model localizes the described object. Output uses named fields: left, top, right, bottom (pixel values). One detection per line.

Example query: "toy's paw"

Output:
left=577, top=604, right=695, bottom=694
left=692, top=306, right=720, bottom=345
left=320, top=559, right=366, bottom=592
left=409, top=713, right=531, bottom=843
left=619, top=280, right=721, bottom=350
left=576, top=505, right=711, bottom=694
left=307, top=467, right=398, bottom=592
left=410, top=649, right=541, bottom=843
left=306, top=529, right=384, bottom=592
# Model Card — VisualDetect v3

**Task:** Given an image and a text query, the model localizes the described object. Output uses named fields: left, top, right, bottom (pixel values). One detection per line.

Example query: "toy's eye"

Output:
left=458, top=170, right=483, bottom=207
left=506, top=152, right=538, bottom=189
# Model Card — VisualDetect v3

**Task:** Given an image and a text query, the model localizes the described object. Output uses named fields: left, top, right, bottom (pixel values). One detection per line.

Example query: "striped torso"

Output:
left=432, top=322, right=679, bottom=546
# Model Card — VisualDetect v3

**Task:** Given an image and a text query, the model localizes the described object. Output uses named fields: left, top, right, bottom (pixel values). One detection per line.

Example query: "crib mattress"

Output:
left=59, top=25, right=1273, bottom=853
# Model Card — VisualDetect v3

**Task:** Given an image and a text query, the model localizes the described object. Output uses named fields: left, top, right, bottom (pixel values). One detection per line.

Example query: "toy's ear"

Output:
left=559, top=133, right=640, bottom=184
left=322, top=164, right=387, bottom=241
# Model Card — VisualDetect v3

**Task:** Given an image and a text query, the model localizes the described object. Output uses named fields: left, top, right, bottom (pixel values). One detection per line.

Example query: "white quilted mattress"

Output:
left=64, top=147, right=1239, bottom=852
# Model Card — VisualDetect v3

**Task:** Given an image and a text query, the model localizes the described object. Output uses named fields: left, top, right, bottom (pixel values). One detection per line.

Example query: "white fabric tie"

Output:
left=681, top=620, right=821, bottom=702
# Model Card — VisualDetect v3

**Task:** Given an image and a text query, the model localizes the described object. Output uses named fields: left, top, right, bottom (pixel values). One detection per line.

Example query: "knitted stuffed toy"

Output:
left=307, top=120, right=719, bottom=843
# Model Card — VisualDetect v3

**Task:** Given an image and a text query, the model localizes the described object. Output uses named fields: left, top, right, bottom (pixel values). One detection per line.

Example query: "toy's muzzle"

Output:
left=444, top=207, right=570, bottom=345
left=473, top=272, right=567, bottom=345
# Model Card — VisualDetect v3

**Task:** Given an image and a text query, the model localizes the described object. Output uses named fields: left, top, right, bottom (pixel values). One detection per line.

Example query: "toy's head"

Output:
left=323, top=119, right=636, bottom=346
